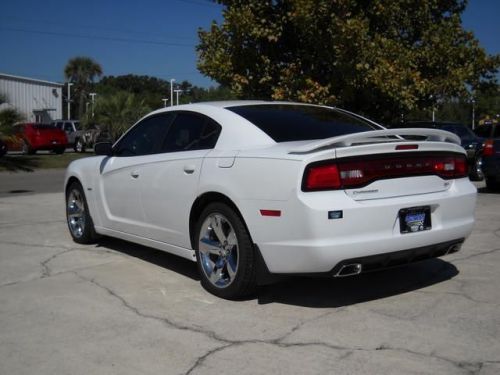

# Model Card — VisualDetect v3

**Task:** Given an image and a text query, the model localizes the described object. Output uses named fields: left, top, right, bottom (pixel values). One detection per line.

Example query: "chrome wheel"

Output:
left=67, top=188, right=86, bottom=238
left=76, top=139, right=84, bottom=153
left=198, top=213, right=239, bottom=288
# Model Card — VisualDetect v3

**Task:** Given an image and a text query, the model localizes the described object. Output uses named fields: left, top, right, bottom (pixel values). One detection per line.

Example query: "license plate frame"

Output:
left=399, top=206, right=431, bottom=234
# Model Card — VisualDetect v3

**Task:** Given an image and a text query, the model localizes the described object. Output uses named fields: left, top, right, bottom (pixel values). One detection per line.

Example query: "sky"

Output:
left=0, top=0, right=499, bottom=88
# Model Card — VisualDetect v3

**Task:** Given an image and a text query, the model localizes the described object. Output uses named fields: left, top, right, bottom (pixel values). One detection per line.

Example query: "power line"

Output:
left=173, top=0, right=221, bottom=8
left=0, top=26, right=196, bottom=47
left=0, top=15, right=197, bottom=41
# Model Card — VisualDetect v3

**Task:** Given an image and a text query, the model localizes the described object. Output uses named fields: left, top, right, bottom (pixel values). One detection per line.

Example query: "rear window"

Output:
left=474, top=125, right=493, bottom=138
left=227, top=104, right=377, bottom=142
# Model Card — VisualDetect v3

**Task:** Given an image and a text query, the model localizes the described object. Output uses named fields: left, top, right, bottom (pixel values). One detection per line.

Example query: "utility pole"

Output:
left=67, top=82, right=73, bottom=120
left=170, top=78, right=175, bottom=107
left=174, top=89, right=183, bottom=106
left=89, top=93, right=97, bottom=118
left=162, top=98, right=169, bottom=107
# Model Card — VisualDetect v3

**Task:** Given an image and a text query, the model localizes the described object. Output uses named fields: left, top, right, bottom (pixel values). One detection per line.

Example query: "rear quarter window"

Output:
left=227, top=104, right=377, bottom=142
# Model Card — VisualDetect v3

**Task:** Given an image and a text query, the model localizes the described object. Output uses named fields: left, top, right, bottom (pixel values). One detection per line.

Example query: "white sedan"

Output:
left=65, top=101, right=476, bottom=298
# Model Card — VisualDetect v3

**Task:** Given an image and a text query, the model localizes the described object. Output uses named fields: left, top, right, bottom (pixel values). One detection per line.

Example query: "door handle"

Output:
left=131, top=170, right=140, bottom=178
left=183, top=165, right=196, bottom=174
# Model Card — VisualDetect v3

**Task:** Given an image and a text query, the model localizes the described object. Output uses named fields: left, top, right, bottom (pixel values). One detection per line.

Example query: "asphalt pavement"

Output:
left=0, top=168, right=65, bottom=197
left=0, top=180, right=499, bottom=374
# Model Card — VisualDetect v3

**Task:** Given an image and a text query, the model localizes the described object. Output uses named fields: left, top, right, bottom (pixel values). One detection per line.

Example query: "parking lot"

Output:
left=0, top=179, right=499, bottom=374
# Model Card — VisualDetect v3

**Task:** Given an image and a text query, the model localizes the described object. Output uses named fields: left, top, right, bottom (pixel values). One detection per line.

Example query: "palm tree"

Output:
left=64, top=57, right=103, bottom=119
left=93, top=91, right=150, bottom=141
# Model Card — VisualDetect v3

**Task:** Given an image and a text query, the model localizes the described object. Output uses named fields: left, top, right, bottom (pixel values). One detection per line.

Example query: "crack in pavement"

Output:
left=414, top=288, right=500, bottom=307
left=72, top=271, right=494, bottom=375
left=40, top=249, right=76, bottom=277
left=0, top=261, right=120, bottom=289
left=450, top=247, right=500, bottom=263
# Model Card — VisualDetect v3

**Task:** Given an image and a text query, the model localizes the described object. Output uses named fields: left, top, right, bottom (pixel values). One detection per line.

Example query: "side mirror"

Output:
left=94, top=142, right=113, bottom=156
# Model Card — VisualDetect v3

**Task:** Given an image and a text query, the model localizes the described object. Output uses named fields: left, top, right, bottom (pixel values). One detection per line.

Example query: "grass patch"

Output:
left=0, top=152, right=93, bottom=172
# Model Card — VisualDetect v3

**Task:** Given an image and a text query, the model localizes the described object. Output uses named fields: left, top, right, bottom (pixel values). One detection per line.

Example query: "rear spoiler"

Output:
left=288, top=128, right=461, bottom=154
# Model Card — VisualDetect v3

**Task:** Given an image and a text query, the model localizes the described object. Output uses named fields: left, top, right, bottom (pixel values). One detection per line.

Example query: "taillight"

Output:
left=483, top=139, right=495, bottom=157
left=303, top=153, right=468, bottom=191
left=304, top=164, right=341, bottom=190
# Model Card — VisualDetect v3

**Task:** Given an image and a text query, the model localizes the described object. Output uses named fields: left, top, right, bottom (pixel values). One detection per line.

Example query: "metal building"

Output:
left=0, top=73, right=63, bottom=123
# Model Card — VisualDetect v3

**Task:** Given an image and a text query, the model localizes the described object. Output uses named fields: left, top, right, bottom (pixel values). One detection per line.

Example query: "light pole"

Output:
left=170, top=78, right=175, bottom=107
left=174, top=89, right=183, bottom=106
left=67, top=82, right=73, bottom=120
left=162, top=98, right=169, bottom=107
left=430, top=95, right=435, bottom=122
left=89, top=93, right=97, bottom=118
left=471, top=98, right=476, bottom=130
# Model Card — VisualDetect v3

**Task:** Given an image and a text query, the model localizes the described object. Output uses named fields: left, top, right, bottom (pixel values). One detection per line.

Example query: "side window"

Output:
left=161, top=113, right=221, bottom=153
left=64, top=122, right=73, bottom=132
left=114, top=114, right=173, bottom=157
left=198, top=119, right=221, bottom=149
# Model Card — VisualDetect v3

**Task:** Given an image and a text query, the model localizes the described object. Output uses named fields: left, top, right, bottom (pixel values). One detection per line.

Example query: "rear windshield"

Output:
left=227, top=104, right=377, bottom=142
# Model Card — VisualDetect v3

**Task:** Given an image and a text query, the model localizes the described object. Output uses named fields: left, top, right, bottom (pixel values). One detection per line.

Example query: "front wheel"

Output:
left=74, top=138, right=85, bottom=153
left=195, top=203, right=257, bottom=299
left=66, top=181, right=99, bottom=244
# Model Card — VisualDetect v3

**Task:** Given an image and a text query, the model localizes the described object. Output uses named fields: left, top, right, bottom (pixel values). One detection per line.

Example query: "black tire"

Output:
left=194, top=202, right=257, bottom=299
left=54, top=147, right=65, bottom=154
left=74, top=138, right=85, bottom=153
left=469, top=156, right=484, bottom=181
left=486, top=177, right=500, bottom=191
left=65, top=181, right=99, bottom=244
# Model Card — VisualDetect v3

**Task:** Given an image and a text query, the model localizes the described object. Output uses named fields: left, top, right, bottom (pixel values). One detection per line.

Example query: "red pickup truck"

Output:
left=6, top=123, right=68, bottom=154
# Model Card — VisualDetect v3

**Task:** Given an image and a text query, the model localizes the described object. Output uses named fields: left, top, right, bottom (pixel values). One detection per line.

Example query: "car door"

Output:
left=97, top=114, right=173, bottom=237
left=139, top=112, right=221, bottom=248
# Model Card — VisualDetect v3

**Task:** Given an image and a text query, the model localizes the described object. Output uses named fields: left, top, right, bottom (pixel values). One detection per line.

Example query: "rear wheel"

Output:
left=66, top=181, right=99, bottom=244
left=54, top=147, right=65, bottom=154
left=195, top=202, right=257, bottom=299
left=21, top=139, right=35, bottom=155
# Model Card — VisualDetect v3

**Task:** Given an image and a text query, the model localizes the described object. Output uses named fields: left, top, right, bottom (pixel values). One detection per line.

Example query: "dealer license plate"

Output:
left=399, top=206, right=431, bottom=234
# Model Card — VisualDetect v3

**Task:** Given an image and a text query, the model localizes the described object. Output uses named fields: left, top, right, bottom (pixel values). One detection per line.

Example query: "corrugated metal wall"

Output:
left=0, top=74, right=63, bottom=123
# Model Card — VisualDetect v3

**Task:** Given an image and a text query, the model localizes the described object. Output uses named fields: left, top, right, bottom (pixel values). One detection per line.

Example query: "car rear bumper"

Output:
left=245, top=178, right=476, bottom=274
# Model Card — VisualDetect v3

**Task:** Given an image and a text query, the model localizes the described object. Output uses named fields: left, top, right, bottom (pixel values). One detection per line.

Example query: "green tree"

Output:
left=0, top=93, right=24, bottom=136
left=93, top=91, right=151, bottom=140
left=197, top=0, right=499, bottom=123
left=64, top=56, right=103, bottom=120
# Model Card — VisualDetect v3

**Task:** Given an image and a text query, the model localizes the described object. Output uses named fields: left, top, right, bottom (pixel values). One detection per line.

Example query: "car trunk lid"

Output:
left=296, top=128, right=467, bottom=200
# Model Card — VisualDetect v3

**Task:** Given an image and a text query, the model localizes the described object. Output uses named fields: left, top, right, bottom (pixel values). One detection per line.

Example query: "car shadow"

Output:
left=0, top=155, right=39, bottom=172
left=95, top=237, right=200, bottom=281
left=95, top=237, right=458, bottom=308
left=256, top=259, right=458, bottom=307
left=478, top=186, right=499, bottom=194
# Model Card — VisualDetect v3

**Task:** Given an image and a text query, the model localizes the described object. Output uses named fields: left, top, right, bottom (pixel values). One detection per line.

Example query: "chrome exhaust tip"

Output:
left=335, top=263, right=363, bottom=277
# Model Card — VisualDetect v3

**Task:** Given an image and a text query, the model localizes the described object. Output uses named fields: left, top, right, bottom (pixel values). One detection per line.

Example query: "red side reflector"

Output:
left=396, top=144, right=419, bottom=150
left=260, top=209, right=281, bottom=217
